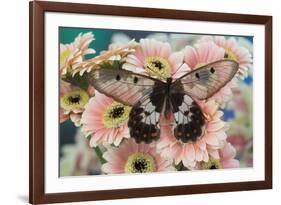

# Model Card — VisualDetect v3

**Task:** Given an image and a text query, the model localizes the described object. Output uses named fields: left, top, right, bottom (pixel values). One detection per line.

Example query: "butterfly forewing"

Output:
left=88, top=68, right=162, bottom=106
left=173, top=60, right=239, bottom=100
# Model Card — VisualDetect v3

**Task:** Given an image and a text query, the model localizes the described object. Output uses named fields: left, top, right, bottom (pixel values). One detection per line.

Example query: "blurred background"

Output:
left=59, top=27, right=253, bottom=176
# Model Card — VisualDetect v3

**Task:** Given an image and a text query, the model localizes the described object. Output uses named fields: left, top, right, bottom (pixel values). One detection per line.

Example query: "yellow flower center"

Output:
left=60, top=89, right=89, bottom=111
left=102, top=102, right=131, bottom=128
left=60, top=49, right=72, bottom=68
left=202, top=158, right=222, bottom=170
left=144, top=56, right=171, bottom=80
left=224, top=48, right=237, bottom=61
left=124, top=153, right=156, bottom=173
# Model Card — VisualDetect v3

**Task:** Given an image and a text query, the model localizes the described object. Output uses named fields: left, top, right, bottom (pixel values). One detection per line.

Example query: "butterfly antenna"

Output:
left=171, top=63, right=186, bottom=78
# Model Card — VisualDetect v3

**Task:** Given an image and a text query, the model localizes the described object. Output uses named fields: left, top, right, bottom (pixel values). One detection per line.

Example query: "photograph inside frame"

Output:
left=59, top=27, right=253, bottom=177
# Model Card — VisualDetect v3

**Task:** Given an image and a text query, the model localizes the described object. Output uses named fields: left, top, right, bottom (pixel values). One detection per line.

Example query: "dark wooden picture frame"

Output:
left=29, top=1, right=272, bottom=204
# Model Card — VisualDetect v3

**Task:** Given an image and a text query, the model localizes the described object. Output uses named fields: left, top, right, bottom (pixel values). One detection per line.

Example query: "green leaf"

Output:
left=93, top=146, right=107, bottom=164
left=62, top=72, right=89, bottom=90
left=175, top=161, right=189, bottom=171
left=99, top=60, right=124, bottom=70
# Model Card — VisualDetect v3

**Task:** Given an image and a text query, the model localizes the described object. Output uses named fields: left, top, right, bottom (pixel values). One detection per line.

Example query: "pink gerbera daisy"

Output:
left=60, top=80, right=94, bottom=126
left=194, top=142, right=239, bottom=170
left=183, top=41, right=234, bottom=105
left=123, top=38, right=189, bottom=80
left=157, top=100, right=227, bottom=168
left=72, top=40, right=138, bottom=76
left=81, top=92, right=131, bottom=147
left=200, top=36, right=252, bottom=79
left=60, top=32, right=96, bottom=75
left=102, top=139, right=175, bottom=174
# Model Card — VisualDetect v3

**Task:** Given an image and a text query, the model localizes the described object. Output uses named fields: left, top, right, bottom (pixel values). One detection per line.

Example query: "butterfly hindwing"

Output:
left=173, top=60, right=239, bottom=100
left=128, top=81, right=167, bottom=143
left=88, top=68, right=162, bottom=106
left=169, top=92, right=205, bottom=143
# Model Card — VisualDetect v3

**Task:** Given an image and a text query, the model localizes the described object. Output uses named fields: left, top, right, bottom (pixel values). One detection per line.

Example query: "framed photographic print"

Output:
left=29, top=1, right=272, bottom=204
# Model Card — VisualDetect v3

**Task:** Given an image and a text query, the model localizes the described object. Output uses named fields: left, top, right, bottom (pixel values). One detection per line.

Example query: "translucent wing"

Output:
left=88, top=68, right=163, bottom=106
left=172, top=60, right=239, bottom=100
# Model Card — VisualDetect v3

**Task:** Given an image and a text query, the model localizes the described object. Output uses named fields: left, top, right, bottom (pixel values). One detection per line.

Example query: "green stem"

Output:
left=93, top=146, right=107, bottom=164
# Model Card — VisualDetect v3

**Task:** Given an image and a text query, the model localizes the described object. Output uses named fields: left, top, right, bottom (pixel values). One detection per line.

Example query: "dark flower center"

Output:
left=68, top=94, right=81, bottom=104
left=202, top=158, right=221, bottom=170
left=61, top=89, right=89, bottom=111
left=110, top=106, right=125, bottom=119
left=133, top=159, right=148, bottom=173
left=209, top=165, right=218, bottom=169
left=152, top=60, right=164, bottom=70
left=125, top=153, right=156, bottom=173
left=144, top=56, right=171, bottom=79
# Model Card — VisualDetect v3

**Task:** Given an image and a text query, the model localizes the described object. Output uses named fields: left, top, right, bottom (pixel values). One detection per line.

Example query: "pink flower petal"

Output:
left=196, top=139, right=206, bottom=150
left=203, top=150, right=209, bottom=162
left=60, top=109, right=69, bottom=123
left=102, top=139, right=174, bottom=174
left=168, top=51, right=184, bottom=68
left=195, top=146, right=203, bottom=161
left=172, top=63, right=191, bottom=79
left=89, top=129, right=109, bottom=146
left=107, top=128, right=117, bottom=144
left=184, top=46, right=198, bottom=68
left=207, top=121, right=225, bottom=132
left=204, top=132, right=220, bottom=146
left=185, top=144, right=195, bottom=162
left=159, top=42, right=172, bottom=58
left=172, top=145, right=184, bottom=164
left=222, top=159, right=240, bottom=169
left=220, top=142, right=236, bottom=159
left=216, top=130, right=227, bottom=140
left=208, top=149, right=220, bottom=159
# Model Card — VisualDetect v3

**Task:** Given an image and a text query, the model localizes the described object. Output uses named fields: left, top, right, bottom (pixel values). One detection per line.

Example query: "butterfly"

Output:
left=88, top=59, right=239, bottom=144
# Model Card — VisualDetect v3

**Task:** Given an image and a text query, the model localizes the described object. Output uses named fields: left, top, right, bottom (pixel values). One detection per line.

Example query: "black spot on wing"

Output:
left=195, top=72, right=200, bottom=79
left=133, top=76, right=138, bottom=84
left=115, top=74, right=121, bottom=81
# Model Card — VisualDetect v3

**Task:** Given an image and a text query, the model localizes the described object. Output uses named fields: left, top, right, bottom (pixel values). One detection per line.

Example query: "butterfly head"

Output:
left=166, top=77, right=173, bottom=85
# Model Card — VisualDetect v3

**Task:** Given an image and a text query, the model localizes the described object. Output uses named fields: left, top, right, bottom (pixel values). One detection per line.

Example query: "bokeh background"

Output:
left=59, top=27, right=253, bottom=176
